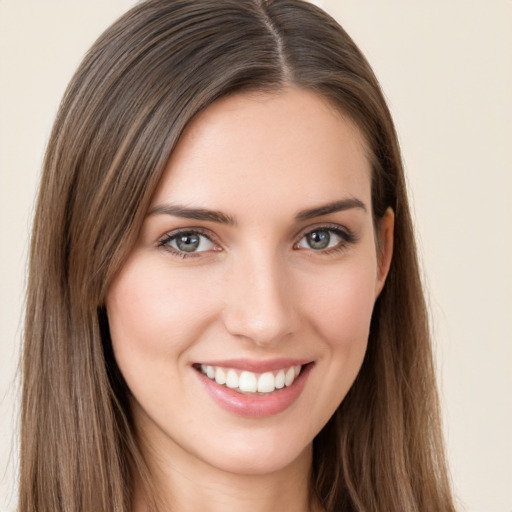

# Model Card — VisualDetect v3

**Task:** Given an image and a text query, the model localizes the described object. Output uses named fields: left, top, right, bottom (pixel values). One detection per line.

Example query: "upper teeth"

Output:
left=200, top=364, right=302, bottom=393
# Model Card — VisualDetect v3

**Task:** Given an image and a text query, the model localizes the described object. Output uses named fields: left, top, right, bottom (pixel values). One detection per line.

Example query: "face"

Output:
left=106, top=88, right=393, bottom=478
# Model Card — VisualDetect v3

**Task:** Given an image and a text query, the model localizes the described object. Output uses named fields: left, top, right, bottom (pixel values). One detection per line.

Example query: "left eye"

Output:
left=296, top=228, right=344, bottom=251
left=163, top=231, right=216, bottom=254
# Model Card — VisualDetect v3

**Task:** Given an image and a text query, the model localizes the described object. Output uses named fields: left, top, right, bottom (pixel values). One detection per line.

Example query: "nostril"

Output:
left=221, top=263, right=298, bottom=345
left=222, top=312, right=298, bottom=347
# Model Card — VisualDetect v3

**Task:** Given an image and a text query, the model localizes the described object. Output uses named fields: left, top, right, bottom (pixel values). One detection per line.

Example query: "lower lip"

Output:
left=195, top=364, right=313, bottom=418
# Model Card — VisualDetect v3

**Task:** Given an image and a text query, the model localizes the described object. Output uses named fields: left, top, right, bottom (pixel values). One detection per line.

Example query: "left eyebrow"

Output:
left=147, top=204, right=236, bottom=225
left=295, top=198, right=367, bottom=221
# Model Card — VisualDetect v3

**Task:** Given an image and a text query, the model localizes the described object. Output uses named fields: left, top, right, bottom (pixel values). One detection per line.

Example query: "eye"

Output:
left=159, top=230, right=217, bottom=255
left=295, top=227, right=353, bottom=252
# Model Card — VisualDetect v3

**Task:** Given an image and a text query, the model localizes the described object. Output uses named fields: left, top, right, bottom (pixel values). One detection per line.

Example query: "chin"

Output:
left=198, top=436, right=313, bottom=477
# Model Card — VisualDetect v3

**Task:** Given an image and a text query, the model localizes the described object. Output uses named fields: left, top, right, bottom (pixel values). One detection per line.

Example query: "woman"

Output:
left=19, top=0, right=456, bottom=511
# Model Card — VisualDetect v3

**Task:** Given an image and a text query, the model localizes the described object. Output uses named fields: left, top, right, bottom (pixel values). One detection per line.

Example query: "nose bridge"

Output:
left=222, top=245, right=297, bottom=346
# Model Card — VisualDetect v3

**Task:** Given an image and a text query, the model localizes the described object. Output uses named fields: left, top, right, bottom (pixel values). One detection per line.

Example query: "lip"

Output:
left=196, top=357, right=312, bottom=373
left=193, top=360, right=314, bottom=418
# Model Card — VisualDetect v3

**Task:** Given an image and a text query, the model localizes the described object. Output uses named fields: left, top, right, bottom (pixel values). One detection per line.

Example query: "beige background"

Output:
left=1, top=1, right=511, bottom=511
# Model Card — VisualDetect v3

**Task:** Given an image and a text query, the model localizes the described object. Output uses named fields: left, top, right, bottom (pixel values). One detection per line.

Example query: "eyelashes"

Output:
left=157, top=225, right=357, bottom=259
left=157, top=228, right=220, bottom=258
left=294, top=226, right=356, bottom=253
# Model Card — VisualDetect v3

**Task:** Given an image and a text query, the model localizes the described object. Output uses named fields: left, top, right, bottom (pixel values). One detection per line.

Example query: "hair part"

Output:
left=20, top=1, right=455, bottom=511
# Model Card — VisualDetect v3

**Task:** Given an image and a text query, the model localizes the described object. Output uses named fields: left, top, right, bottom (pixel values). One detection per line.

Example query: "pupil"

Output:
left=176, top=233, right=200, bottom=252
left=307, top=230, right=330, bottom=249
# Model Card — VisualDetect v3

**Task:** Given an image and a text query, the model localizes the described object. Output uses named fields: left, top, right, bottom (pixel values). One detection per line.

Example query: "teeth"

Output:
left=239, top=371, right=257, bottom=392
left=225, top=369, right=239, bottom=389
left=285, top=367, right=295, bottom=386
left=199, top=364, right=303, bottom=394
left=215, top=367, right=226, bottom=385
left=257, top=372, right=275, bottom=393
left=275, top=369, right=285, bottom=389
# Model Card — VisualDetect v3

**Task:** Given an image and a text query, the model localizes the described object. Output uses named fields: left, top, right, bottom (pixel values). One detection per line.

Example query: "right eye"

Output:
left=159, top=230, right=217, bottom=256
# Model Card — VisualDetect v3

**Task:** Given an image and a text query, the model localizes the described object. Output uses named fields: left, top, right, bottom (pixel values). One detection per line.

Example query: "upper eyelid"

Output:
left=159, top=226, right=216, bottom=241
left=157, top=227, right=221, bottom=249
left=293, top=222, right=353, bottom=240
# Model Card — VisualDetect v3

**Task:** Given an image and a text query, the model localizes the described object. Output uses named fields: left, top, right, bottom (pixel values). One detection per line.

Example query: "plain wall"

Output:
left=1, top=1, right=511, bottom=511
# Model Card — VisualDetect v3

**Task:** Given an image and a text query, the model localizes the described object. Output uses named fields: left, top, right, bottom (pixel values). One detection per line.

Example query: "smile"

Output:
left=193, top=360, right=314, bottom=417
left=199, top=364, right=302, bottom=394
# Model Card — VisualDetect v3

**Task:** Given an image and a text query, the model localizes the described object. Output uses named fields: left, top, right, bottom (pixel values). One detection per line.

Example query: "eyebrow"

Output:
left=295, top=198, right=367, bottom=221
left=148, top=204, right=236, bottom=225
left=148, top=197, right=367, bottom=225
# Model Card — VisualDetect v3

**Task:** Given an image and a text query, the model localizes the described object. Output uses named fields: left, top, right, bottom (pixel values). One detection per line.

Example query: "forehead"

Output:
left=152, top=87, right=372, bottom=213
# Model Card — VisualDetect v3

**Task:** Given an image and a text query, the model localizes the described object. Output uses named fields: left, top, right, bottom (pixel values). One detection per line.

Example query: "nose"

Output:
left=221, top=250, right=298, bottom=347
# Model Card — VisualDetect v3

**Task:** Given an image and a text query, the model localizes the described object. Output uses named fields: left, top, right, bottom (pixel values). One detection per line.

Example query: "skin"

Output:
left=106, top=87, right=394, bottom=512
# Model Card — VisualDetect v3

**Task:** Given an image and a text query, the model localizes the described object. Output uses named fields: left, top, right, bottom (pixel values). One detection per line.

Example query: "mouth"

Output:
left=192, top=360, right=314, bottom=417
left=193, top=363, right=305, bottom=394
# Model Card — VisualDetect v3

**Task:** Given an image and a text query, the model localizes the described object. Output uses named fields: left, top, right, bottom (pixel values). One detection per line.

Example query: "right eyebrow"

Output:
left=295, top=198, right=367, bottom=221
left=147, top=203, right=237, bottom=226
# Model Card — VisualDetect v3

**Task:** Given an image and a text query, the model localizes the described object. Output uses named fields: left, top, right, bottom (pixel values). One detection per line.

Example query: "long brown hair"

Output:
left=20, top=1, right=456, bottom=511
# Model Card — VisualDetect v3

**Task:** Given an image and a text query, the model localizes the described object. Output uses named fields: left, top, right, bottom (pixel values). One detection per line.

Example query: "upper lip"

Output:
left=194, top=358, right=313, bottom=373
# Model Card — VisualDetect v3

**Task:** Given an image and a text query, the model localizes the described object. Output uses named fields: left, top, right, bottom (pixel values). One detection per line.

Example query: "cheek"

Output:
left=302, top=256, right=378, bottom=348
left=105, top=256, right=217, bottom=381
left=292, top=255, right=378, bottom=434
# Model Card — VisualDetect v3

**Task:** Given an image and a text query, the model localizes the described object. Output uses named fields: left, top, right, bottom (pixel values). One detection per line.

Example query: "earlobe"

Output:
left=375, top=207, right=394, bottom=297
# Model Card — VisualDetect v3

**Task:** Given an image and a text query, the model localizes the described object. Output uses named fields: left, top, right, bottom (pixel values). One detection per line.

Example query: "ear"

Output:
left=375, top=207, right=394, bottom=298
